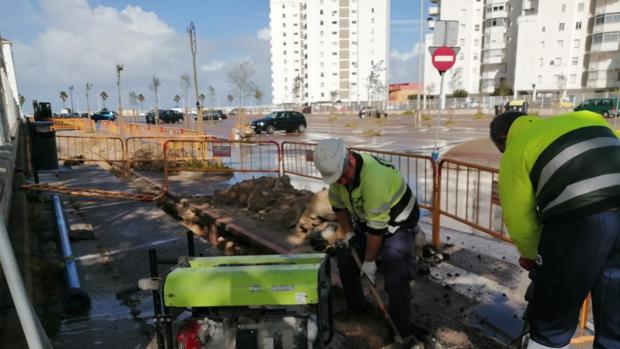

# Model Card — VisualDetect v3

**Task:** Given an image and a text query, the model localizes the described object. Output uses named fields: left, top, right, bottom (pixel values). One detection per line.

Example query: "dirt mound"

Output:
left=213, top=175, right=315, bottom=230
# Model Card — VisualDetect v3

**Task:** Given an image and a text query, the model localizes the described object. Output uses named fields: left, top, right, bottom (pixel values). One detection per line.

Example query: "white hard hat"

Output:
left=313, top=138, right=347, bottom=184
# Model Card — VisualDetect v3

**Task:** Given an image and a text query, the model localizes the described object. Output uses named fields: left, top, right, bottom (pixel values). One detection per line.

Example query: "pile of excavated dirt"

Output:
left=213, top=175, right=314, bottom=230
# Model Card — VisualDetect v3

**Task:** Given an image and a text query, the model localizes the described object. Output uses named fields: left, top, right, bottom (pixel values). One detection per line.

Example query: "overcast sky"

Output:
left=0, top=0, right=430, bottom=113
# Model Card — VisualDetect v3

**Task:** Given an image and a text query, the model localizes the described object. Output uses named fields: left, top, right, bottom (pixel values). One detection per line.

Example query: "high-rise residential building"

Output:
left=270, top=0, right=390, bottom=105
left=424, top=0, right=620, bottom=97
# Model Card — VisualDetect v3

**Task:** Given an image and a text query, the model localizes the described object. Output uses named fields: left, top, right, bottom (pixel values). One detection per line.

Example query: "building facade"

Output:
left=270, top=0, right=390, bottom=105
left=0, top=37, right=21, bottom=144
left=424, top=0, right=620, bottom=97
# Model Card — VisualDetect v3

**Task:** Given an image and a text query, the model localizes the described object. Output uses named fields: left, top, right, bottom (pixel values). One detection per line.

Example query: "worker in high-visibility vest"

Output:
left=490, top=111, right=620, bottom=349
left=313, top=138, right=420, bottom=342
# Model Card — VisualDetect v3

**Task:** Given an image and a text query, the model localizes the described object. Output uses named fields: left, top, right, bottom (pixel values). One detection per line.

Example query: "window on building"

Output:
left=475, top=24, right=480, bottom=31
left=541, top=41, right=545, bottom=49
left=542, top=26, right=546, bottom=32
left=320, top=20, right=323, bottom=25
left=556, top=57, right=562, bottom=65
left=321, top=92, right=325, bottom=97
left=372, top=7, right=374, bottom=13
left=538, top=75, right=543, bottom=84
left=578, top=2, right=584, bottom=11
left=332, top=31, right=337, bottom=35
left=561, top=4, right=566, bottom=12
left=539, top=58, right=544, bottom=67
left=459, top=53, right=464, bottom=60
left=559, top=23, right=565, bottom=31
left=283, top=23, right=286, bottom=27
left=459, top=38, right=465, bottom=46
left=576, top=22, right=582, bottom=29
left=283, top=50, right=287, bottom=55
left=571, top=57, right=578, bottom=65
left=557, top=40, right=564, bottom=48
left=282, top=4, right=285, bottom=8
left=320, top=10, right=323, bottom=15
left=352, top=20, right=357, bottom=24
left=569, top=74, right=576, bottom=83
left=473, top=54, right=479, bottom=60
left=573, top=39, right=580, bottom=48
left=332, top=52, right=337, bottom=55
left=282, top=13, right=285, bottom=18
left=474, top=39, right=480, bottom=46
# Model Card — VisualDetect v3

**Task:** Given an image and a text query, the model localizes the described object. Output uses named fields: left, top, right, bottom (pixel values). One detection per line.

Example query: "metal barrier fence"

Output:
left=280, top=141, right=436, bottom=211
left=162, top=139, right=281, bottom=192
left=53, top=118, right=94, bottom=131
left=98, top=121, right=203, bottom=138
left=433, top=158, right=507, bottom=246
left=56, top=135, right=124, bottom=162
left=126, top=136, right=217, bottom=168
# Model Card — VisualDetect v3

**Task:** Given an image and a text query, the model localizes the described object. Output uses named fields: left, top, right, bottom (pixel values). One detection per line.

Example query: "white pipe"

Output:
left=0, top=214, right=51, bottom=349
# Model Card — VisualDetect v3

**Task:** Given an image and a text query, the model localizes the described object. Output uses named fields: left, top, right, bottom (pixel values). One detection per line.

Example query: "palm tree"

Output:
left=149, top=76, right=161, bottom=125
left=18, top=95, right=25, bottom=107
left=60, top=91, right=68, bottom=108
left=100, top=91, right=108, bottom=109
left=254, top=88, right=262, bottom=105
left=137, top=94, right=145, bottom=113
left=227, top=94, right=234, bottom=106
left=199, top=93, right=206, bottom=106
left=173, top=94, right=181, bottom=107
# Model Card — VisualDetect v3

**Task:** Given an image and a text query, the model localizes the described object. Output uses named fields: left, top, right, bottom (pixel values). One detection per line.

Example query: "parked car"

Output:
left=250, top=111, right=307, bottom=134
left=358, top=107, right=387, bottom=118
left=198, top=109, right=227, bottom=120
left=146, top=109, right=184, bottom=124
left=574, top=98, right=618, bottom=118
left=91, top=110, right=118, bottom=121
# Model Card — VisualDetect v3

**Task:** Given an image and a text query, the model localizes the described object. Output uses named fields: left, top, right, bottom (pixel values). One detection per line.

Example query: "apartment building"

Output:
left=424, top=0, right=620, bottom=97
left=270, top=0, right=390, bottom=105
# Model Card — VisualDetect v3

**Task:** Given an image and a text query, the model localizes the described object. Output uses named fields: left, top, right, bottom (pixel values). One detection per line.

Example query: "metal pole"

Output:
left=432, top=72, right=445, bottom=161
left=53, top=195, right=91, bottom=313
left=615, top=87, right=619, bottom=129
left=116, top=65, right=125, bottom=140
left=416, top=0, right=424, bottom=111
left=0, top=214, right=51, bottom=349
left=188, top=23, right=203, bottom=134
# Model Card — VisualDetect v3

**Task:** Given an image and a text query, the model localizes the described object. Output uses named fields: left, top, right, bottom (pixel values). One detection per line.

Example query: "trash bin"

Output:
left=28, top=121, right=58, bottom=170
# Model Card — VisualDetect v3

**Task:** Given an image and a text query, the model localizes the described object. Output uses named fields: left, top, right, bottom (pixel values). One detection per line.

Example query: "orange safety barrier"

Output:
left=56, top=135, right=124, bottom=162
left=125, top=135, right=217, bottom=168
left=280, top=141, right=436, bottom=210
left=97, top=121, right=204, bottom=138
left=162, top=139, right=281, bottom=192
left=53, top=118, right=95, bottom=131
left=433, top=158, right=507, bottom=246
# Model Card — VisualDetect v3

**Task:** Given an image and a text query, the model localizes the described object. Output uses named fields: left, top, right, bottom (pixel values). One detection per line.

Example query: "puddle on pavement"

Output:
left=470, top=292, right=525, bottom=345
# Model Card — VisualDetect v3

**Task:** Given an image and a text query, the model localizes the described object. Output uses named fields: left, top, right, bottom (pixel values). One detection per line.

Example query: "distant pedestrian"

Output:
left=313, top=138, right=420, bottom=342
left=490, top=110, right=620, bottom=349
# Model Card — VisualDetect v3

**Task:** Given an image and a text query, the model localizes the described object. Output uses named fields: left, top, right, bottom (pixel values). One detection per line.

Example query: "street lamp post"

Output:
left=187, top=22, right=203, bottom=133
left=116, top=64, right=125, bottom=140
left=532, top=83, right=537, bottom=102
left=69, top=86, right=74, bottom=113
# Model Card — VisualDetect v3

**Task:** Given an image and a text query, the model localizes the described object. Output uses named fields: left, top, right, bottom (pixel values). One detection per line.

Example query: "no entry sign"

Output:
left=431, top=46, right=456, bottom=73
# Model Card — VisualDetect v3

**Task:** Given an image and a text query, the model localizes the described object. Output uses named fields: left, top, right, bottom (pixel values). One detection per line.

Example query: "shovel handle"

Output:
left=350, top=248, right=404, bottom=343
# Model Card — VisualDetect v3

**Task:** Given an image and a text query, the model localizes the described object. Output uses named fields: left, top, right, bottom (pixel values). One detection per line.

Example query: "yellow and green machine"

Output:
left=142, top=239, right=333, bottom=349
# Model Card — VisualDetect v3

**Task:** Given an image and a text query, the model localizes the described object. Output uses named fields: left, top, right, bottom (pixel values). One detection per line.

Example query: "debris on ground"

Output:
left=62, top=155, right=85, bottom=166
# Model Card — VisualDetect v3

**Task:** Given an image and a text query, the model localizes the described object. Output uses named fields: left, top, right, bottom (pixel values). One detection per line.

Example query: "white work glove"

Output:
left=360, top=260, right=377, bottom=285
left=341, top=231, right=355, bottom=248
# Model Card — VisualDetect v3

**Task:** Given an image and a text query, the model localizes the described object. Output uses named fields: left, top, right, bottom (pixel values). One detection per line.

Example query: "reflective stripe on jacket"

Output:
left=499, top=111, right=620, bottom=259
left=328, top=152, right=419, bottom=235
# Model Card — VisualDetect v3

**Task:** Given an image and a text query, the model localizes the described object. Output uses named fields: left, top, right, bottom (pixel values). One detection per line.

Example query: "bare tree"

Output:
left=99, top=91, right=108, bottom=109
left=367, top=60, right=386, bottom=107
left=207, top=85, right=216, bottom=106
left=149, top=76, right=161, bottom=125
left=254, top=88, right=263, bottom=105
left=227, top=60, right=256, bottom=108
left=60, top=91, right=68, bottom=108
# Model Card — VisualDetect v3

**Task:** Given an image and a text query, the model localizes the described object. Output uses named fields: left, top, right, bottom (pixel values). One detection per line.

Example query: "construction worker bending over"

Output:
left=490, top=111, right=620, bottom=349
left=313, top=138, right=420, bottom=341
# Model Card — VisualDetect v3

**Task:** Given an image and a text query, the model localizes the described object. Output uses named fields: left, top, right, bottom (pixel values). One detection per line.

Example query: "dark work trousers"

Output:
left=528, top=209, right=620, bottom=348
left=337, top=227, right=417, bottom=337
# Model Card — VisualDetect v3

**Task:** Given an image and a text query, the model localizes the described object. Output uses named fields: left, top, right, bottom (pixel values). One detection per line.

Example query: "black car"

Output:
left=250, top=111, right=307, bottom=134
left=146, top=109, right=184, bottom=124
left=198, top=109, right=227, bottom=120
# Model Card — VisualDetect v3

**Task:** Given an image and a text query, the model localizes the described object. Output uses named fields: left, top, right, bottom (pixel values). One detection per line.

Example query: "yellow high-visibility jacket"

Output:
left=499, top=111, right=620, bottom=259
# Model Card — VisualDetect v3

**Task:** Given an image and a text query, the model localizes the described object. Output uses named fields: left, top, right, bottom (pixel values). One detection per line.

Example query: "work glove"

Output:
left=518, top=256, right=536, bottom=271
left=360, top=260, right=377, bottom=285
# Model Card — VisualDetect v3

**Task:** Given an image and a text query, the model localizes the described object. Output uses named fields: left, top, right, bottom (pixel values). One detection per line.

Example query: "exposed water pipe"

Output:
left=0, top=214, right=51, bottom=349
left=53, top=195, right=91, bottom=313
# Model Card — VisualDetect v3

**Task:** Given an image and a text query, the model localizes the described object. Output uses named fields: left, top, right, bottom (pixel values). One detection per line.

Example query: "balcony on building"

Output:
left=481, top=48, right=505, bottom=65
left=592, top=12, right=620, bottom=35
left=586, top=69, right=620, bottom=89
left=590, top=31, right=620, bottom=53
left=429, top=6, right=439, bottom=17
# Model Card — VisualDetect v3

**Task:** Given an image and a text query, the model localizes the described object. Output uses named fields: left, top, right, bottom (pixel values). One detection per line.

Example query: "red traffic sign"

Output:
left=431, top=46, right=456, bottom=73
